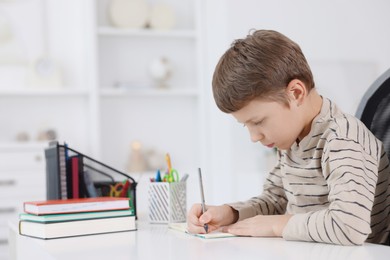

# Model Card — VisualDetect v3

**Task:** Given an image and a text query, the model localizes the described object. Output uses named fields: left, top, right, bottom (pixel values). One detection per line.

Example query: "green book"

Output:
left=19, top=215, right=136, bottom=239
left=19, top=209, right=134, bottom=223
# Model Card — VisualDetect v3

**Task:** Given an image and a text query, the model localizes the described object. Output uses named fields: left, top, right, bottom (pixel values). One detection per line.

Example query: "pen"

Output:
left=165, top=153, right=172, bottom=173
left=198, top=168, right=208, bottom=233
left=180, top=173, right=189, bottom=182
left=155, top=169, right=162, bottom=182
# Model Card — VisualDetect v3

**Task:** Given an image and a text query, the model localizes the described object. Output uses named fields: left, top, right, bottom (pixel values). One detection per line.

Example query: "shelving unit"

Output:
left=91, top=0, right=204, bottom=174
left=0, top=142, right=46, bottom=252
left=0, top=2, right=206, bottom=248
left=0, top=0, right=204, bottom=166
left=0, top=0, right=92, bottom=152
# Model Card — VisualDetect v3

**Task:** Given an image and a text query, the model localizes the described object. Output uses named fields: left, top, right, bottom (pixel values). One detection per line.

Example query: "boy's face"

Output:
left=231, top=98, right=305, bottom=150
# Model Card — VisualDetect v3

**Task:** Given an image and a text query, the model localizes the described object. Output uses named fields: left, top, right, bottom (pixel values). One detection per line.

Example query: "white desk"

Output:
left=9, top=221, right=390, bottom=260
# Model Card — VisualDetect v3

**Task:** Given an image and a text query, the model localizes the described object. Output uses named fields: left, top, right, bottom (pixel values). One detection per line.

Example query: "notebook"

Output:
left=168, top=222, right=237, bottom=239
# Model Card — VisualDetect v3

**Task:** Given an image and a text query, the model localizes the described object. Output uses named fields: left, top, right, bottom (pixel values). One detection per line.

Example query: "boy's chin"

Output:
left=276, top=143, right=294, bottom=150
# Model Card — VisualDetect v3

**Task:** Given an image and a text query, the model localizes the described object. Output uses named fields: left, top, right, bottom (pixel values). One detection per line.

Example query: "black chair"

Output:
left=356, top=68, right=390, bottom=161
left=356, top=68, right=390, bottom=246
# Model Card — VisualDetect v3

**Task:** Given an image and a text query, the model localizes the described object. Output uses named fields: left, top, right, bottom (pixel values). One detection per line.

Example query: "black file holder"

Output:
left=45, top=141, right=137, bottom=218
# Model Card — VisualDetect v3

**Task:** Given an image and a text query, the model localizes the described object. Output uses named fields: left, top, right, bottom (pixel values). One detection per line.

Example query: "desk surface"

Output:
left=9, top=221, right=390, bottom=260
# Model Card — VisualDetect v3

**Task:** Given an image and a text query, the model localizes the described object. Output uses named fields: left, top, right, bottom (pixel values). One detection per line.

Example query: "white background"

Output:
left=1, top=0, right=390, bottom=210
left=203, top=0, right=390, bottom=205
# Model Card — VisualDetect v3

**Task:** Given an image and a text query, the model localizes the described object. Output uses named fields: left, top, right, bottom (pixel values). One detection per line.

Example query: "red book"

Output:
left=24, top=197, right=130, bottom=215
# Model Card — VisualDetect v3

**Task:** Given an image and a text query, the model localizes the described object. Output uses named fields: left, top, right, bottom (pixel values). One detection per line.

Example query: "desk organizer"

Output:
left=44, top=141, right=137, bottom=218
left=148, top=182, right=186, bottom=223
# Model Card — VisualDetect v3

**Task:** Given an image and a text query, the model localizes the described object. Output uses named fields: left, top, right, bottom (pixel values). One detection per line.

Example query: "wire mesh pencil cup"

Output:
left=148, top=182, right=186, bottom=223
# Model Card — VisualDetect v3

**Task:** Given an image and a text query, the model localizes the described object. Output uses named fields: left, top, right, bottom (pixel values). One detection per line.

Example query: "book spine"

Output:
left=59, top=146, right=68, bottom=199
left=78, top=156, right=87, bottom=198
left=72, top=156, right=79, bottom=198
left=44, top=142, right=61, bottom=200
left=66, top=157, right=73, bottom=199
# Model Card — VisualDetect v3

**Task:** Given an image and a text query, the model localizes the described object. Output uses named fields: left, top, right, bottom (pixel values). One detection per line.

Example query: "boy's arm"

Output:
left=283, top=137, right=385, bottom=246
left=222, top=213, right=292, bottom=237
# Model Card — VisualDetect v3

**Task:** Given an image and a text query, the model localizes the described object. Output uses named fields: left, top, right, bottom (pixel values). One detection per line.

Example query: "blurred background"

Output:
left=1, top=0, right=390, bottom=256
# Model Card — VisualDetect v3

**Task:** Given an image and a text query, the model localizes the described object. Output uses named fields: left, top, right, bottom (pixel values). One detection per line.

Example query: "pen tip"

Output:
left=204, top=224, right=208, bottom=233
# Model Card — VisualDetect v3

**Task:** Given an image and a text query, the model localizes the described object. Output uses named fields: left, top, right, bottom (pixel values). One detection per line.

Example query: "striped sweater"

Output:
left=229, top=97, right=390, bottom=245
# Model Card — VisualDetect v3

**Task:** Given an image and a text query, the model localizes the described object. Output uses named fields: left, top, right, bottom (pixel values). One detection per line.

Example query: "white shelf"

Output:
left=99, top=88, right=199, bottom=97
left=0, top=141, right=49, bottom=151
left=97, top=27, right=196, bottom=39
left=0, top=88, right=89, bottom=97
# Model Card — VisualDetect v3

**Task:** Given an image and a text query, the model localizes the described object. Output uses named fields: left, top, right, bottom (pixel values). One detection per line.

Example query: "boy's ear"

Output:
left=286, top=79, right=306, bottom=106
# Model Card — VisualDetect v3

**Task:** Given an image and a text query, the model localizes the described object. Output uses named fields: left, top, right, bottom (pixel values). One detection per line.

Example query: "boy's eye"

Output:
left=242, top=119, right=263, bottom=127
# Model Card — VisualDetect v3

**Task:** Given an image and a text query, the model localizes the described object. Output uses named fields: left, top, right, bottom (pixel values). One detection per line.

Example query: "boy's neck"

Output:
left=297, top=89, right=323, bottom=141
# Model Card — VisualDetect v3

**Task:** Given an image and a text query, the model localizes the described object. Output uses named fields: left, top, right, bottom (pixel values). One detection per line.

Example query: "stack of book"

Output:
left=19, top=197, right=136, bottom=239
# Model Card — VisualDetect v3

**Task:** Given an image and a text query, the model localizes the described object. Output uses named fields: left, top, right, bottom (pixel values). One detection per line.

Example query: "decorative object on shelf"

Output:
left=127, top=140, right=147, bottom=172
left=148, top=56, right=172, bottom=88
left=24, top=1, right=63, bottom=88
left=149, top=3, right=176, bottom=30
left=15, top=131, right=30, bottom=142
left=26, top=56, right=63, bottom=88
left=36, top=128, right=57, bottom=141
left=145, top=148, right=165, bottom=170
left=108, top=0, right=149, bottom=29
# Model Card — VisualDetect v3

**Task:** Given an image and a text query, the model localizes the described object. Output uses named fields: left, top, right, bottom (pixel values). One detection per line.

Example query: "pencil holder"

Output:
left=148, top=182, right=186, bottom=223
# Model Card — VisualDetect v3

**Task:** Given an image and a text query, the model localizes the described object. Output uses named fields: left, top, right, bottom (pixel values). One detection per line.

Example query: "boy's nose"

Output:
left=250, top=131, right=264, bottom=143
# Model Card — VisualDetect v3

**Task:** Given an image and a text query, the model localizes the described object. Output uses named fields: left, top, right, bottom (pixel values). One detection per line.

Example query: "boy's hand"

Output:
left=221, top=214, right=292, bottom=237
left=187, top=204, right=238, bottom=234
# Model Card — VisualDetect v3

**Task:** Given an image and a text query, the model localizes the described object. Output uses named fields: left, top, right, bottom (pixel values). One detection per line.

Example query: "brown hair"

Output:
left=212, top=29, right=315, bottom=113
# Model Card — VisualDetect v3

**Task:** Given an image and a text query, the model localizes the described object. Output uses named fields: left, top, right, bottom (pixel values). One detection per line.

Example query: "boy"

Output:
left=187, top=30, right=390, bottom=246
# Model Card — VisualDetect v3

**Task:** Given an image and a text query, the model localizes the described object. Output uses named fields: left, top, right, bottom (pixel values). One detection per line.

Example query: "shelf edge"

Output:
left=97, top=27, right=197, bottom=38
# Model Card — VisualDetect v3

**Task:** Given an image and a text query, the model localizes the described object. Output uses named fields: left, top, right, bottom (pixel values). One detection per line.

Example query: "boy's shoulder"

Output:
left=316, top=98, right=371, bottom=141
left=314, top=104, right=383, bottom=162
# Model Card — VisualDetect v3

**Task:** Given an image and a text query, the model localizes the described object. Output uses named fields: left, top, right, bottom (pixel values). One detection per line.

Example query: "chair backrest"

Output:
left=356, top=68, right=390, bottom=160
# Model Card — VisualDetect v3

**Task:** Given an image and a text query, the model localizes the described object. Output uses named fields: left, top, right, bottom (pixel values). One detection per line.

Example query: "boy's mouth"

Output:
left=266, top=143, right=275, bottom=148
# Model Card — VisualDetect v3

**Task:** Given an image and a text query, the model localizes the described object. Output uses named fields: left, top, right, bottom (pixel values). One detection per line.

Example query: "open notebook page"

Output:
left=168, top=222, right=237, bottom=239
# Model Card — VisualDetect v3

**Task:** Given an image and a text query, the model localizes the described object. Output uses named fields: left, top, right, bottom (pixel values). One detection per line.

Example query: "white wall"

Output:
left=204, top=0, right=390, bottom=204
left=3, top=0, right=390, bottom=213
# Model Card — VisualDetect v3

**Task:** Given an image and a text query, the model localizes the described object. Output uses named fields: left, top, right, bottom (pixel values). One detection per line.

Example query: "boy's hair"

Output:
left=212, top=29, right=315, bottom=113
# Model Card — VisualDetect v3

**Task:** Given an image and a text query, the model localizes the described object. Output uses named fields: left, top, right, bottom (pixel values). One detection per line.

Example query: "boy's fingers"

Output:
left=199, top=211, right=211, bottom=224
left=187, top=222, right=208, bottom=234
left=221, top=225, right=229, bottom=233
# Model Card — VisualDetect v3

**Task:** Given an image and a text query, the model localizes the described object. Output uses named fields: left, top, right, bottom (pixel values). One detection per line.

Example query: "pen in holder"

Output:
left=148, top=182, right=186, bottom=223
